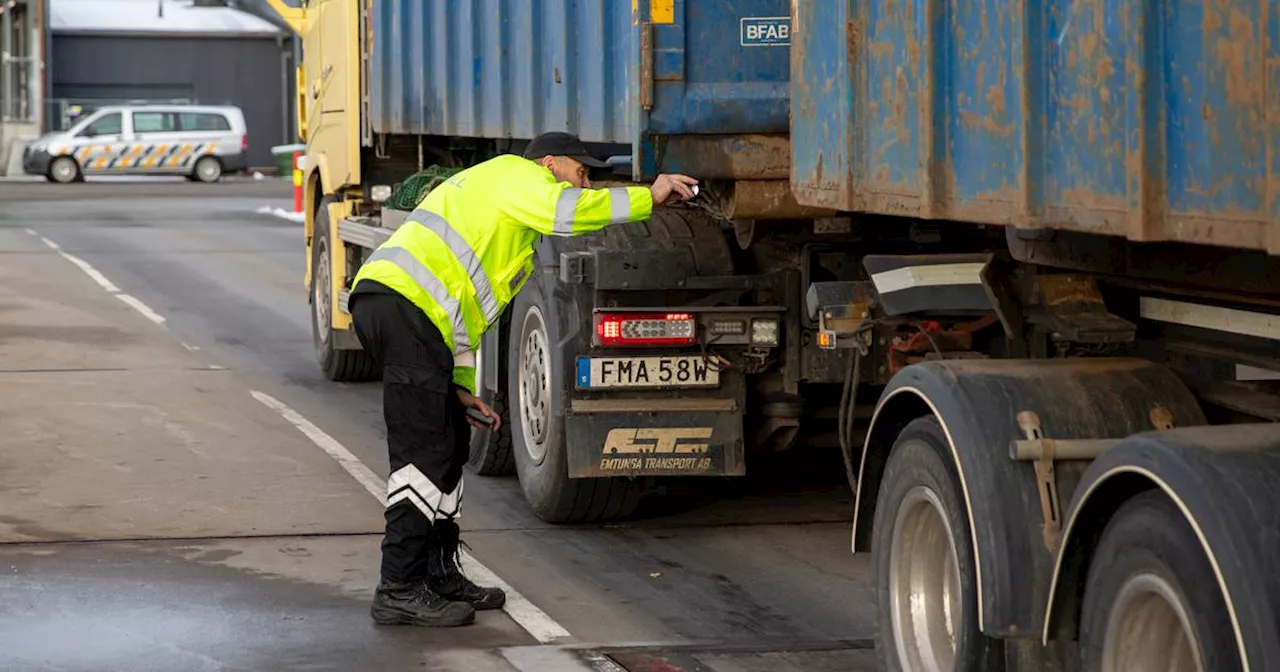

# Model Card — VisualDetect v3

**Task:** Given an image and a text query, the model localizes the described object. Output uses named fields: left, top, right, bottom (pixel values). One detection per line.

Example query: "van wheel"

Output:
left=193, top=156, right=223, bottom=183
left=508, top=271, right=642, bottom=523
left=48, top=156, right=80, bottom=184
left=311, top=198, right=379, bottom=382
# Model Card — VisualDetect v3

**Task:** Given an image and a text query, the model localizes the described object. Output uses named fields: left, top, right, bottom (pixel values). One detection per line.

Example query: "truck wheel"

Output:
left=467, top=338, right=515, bottom=475
left=311, top=199, right=379, bottom=382
left=508, top=272, right=642, bottom=523
left=872, top=416, right=1002, bottom=672
left=48, top=156, right=80, bottom=184
left=1079, top=491, right=1240, bottom=672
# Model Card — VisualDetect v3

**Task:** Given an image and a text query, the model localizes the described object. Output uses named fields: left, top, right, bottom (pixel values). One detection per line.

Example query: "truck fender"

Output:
left=853, top=358, right=1203, bottom=637
left=1042, top=424, right=1280, bottom=671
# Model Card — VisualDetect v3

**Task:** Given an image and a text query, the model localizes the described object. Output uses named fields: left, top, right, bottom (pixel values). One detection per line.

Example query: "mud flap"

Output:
left=565, top=409, right=745, bottom=478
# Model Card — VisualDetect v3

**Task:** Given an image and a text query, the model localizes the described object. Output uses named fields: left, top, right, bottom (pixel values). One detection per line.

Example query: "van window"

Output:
left=79, top=112, right=122, bottom=137
left=133, top=112, right=178, bottom=133
left=179, top=113, right=232, bottom=132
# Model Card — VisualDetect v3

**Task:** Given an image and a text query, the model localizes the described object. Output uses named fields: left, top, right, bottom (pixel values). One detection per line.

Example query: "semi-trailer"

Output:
left=270, top=1, right=1279, bottom=669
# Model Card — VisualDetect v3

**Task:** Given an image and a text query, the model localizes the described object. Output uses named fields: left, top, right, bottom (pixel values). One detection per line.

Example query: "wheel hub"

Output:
left=889, top=486, right=961, bottom=672
left=518, top=306, right=551, bottom=463
left=1103, top=573, right=1203, bottom=672
left=313, top=240, right=331, bottom=345
left=197, top=158, right=219, bottom=181
left=52, top=159, right=74, bottom=182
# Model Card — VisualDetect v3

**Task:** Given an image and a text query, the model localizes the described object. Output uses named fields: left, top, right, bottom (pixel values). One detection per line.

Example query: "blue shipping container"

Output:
left=368, top=0, right=1276, bottom=252
left=790, top=0, right=1278, bottom=252
left=368, top=0, right=790, bottom=146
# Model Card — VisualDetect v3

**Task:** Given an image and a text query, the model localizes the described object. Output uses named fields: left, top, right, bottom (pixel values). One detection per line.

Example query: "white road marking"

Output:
left=182, top=342, right=202, bottom=351
left=27, top=230, right=168, bottom=328
left=249, top=389, right=573, bottom=644
left=116, top=294, right=167, bottom=325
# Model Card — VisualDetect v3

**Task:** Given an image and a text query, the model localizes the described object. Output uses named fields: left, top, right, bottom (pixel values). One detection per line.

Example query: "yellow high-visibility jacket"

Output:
left=352, top=154, right=654, bottom=393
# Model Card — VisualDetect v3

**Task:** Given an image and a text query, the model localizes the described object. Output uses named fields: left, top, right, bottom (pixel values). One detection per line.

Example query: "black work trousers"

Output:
left=349, top=291, right=471, bottom=584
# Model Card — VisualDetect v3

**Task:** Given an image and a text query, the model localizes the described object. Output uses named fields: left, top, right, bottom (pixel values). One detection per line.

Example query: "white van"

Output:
left=23, top=104, right=249, bottom=183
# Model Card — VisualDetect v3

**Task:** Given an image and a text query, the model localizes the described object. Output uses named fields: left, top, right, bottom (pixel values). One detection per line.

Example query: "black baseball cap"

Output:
left=522, top=131, right=610, bottom=168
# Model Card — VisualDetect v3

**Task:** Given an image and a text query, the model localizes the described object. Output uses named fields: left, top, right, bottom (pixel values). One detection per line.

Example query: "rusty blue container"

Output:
left=368, top=0, right=791, bottom=164
left=790, top=0, right=1278, bottom=252
left=369, top=0, right=1276, bottom=251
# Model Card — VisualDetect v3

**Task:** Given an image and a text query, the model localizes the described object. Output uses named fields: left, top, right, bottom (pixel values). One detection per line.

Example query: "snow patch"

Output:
left=255, top=205, right=305, bottom=223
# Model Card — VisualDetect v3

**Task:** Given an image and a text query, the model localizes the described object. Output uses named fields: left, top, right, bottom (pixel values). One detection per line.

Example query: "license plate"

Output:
left=576, top=355, right=721, bottom=389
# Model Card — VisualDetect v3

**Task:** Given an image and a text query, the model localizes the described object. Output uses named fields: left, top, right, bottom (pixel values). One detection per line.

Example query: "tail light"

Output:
left=240, top=134, right=248, bottom=152
left=594, top=312, right=697, bottom=347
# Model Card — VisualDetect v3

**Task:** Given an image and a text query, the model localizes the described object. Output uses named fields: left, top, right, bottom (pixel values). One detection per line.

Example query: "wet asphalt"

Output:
left=0, top=179, right=877, bottom=671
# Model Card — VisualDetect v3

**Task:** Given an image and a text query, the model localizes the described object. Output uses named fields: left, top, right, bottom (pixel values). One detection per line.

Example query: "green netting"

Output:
left=384, top=165, right=464, bottom=211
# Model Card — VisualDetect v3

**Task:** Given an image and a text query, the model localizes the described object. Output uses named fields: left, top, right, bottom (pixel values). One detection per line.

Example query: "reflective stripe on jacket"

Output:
left=352, top=154, right=654, bottom=393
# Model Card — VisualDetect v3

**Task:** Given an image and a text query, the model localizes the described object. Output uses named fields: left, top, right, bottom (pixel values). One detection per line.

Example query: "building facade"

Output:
left=1, top=0, right=48, bottom=176
left=48, top=0, right=296, bottom=169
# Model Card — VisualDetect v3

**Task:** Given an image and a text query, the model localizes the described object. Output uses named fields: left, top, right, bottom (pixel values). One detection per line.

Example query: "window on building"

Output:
left=133, top=112, right=178, bottom=134
left=1, top=0, right=36, bottom=121
left=179, top=113, right=232, bottom=132
left=79, top=113, right=123, bottom=137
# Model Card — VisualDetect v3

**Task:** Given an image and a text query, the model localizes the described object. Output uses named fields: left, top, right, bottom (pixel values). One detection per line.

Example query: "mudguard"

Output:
left=854, top=358, right=1204, bottom=637
left=1043, top=424, right=1280, bottom=672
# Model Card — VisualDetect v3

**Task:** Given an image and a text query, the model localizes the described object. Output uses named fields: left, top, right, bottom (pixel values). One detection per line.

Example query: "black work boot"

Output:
left=426, top=520, right=507, bottom=610
left=370, top=578, right=476, bottom=627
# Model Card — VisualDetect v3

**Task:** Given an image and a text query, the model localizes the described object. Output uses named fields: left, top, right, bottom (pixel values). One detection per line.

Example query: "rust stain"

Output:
left=1081, top=33, right=1098, bottom=61
left=867, top=41, right=893, bottom=58
left=1096, top=55, right=1116, bottom=84
left=987, top=84, right=1006, bottom=121
left=894, top=67, right=909, bottom=140
left=1214, top=9, right=1260, bottom=107
left=976, top=62, right=986, bottom=93
left=1203, top=0, right=1223, bottom=32
left=1058, top=185, right=1132, bottom=212
left=960, top=110, right=1015, bottom=138
left=1202, top=103, right=1212, bottom=120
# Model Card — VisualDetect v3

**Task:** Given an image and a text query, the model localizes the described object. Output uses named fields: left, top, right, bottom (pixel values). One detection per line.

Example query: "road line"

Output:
left=250, top=389, right=573, bottom=644
left=27, top=229, right=170, bottom=327
left=116, top=294, right=166, bottom=325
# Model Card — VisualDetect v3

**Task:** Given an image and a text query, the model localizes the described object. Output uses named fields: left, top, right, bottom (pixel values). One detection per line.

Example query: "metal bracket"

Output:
left=1017, top=411, right=1063, bottom=552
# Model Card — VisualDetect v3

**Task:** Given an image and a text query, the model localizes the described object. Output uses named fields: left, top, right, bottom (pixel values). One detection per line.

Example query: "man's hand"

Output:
left=650, top=174, right=699, bottom=206
left=456, top=387, right=502, bottom=431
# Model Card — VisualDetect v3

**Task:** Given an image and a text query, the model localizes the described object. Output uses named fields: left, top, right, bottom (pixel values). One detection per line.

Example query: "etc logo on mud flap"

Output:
left=599, top=428, right=715, bottom=472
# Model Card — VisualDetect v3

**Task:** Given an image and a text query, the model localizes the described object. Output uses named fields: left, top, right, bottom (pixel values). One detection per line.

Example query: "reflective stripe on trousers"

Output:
left=406, top=211, right=501, bottom=324
left=364, top=246, right=472, bottom=352
left=553, top=187, right=634, bottom=235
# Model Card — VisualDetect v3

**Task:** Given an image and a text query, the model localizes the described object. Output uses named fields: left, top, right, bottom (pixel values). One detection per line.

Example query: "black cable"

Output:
left=838, top=345, right=862, bottom=493
left=916, top=325, right=944, bottom=358
left=837, top=324, right=873, bottom=493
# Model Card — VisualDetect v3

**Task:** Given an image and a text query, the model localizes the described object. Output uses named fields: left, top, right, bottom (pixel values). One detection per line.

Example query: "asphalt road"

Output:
left=0, top=181, right=877, bottom=671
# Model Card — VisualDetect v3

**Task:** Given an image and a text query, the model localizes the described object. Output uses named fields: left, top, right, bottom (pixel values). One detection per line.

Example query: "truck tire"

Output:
left=1079, top=491, right=1240, bottom=672
left=311, top=198, right=379, bottom=382
left=872, top=416, right=1002, bottom=672
left=467, top=385, right=514, bottom=475
left=508, top=271, right=642, bottom=523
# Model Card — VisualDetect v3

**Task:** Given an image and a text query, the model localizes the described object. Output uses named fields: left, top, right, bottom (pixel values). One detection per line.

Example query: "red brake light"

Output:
left=241, top=134, right=248, bottom=151
left=594, top=313, right=697, bottom=347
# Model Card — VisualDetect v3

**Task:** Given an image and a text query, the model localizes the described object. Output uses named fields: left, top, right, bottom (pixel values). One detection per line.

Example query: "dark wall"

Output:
left=51, top=34, right=296, bottom=168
